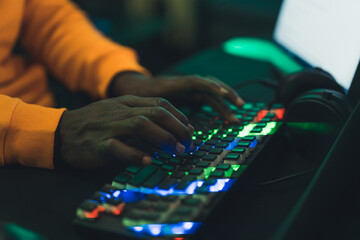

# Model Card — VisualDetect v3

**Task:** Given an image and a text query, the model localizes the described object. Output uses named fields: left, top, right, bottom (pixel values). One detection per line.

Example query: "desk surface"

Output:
left=0, top=48, right=315, bottom=240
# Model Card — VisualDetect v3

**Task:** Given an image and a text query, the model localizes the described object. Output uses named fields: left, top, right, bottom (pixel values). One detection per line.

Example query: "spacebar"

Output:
left=128, top=165, right=158, bottom=187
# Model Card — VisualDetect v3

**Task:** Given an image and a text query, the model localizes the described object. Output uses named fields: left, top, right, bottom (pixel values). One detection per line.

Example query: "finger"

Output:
left=200, top=94, right=239, bottom=123
left=117, top=95, right=190, bottom=127
left=207, top=76, right=245, bottom=108
left=101, top=138, right=152, bottom=166
left=114, top=116, right=186, bottom=155
left=122, top=107, right=193, bottom=150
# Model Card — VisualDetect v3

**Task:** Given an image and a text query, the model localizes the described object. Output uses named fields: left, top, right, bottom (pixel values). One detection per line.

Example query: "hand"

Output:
left=109, top=72, right=244, bottom=123
left=57, top=96, right=194, bottom=168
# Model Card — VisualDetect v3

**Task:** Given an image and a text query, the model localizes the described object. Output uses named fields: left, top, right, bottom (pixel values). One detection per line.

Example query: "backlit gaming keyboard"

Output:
left=73, top=103, right=285, bottom=239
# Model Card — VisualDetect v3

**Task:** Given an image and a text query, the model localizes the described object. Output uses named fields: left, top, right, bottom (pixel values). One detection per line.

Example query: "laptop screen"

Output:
left=274, top=0, right=360, bottom=91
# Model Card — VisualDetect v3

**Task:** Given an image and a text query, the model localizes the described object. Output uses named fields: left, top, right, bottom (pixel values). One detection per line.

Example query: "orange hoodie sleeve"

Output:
left=20, top=0, right=149, bottom=99
left=0, top=95, right=66, bottom=169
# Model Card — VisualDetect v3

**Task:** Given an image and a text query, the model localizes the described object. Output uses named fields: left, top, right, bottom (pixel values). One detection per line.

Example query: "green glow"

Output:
left=168, top=172, right=172, bottom=175
left=237, top=122, right=280, bottom=137
left=197, top=131, right=203, bottom=135
left=222, top=38, right=304, bottom=74
left=223, top=134, right=227, bottom=137
left=228, top=128, right=233, bottom=132
left=208, top=130, right=213, bottom=133
left=192, top=136, right=196, bottom=140
left=213, top=129, right=219, bottom=134
left=231, top=165, right=241, bottom=171
left=237, top=124, right=257, bottom=137
left=185, top=172, right=189, bottom=175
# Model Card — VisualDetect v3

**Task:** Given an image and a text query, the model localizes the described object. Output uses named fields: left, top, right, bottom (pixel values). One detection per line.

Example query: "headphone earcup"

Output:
left=284, top=89, right=352, bottom=164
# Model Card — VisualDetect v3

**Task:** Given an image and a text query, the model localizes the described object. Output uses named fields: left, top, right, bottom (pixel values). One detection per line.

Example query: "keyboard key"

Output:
left=179, top=164, right=193, bottom=171
left=238, top=142, right=251, bottom=148
left=199, top=145, right=212, bottom=152
left=242, top=136, right=256, bottom=141
left=196, top=161, right=211, bottom=168
left=203, top=179, right=217, bottom=186
left=202, top=154, right=217, bottom=161
left=163, top=195, right=179, bottom=202
left=158, top=177, right=179, bottom=190
left=243, top=116, right=254, bottom=122
left=204, top=139, right=218, bottom=145
left=260, top=117, right=271, bottom=123
left=143, top=212, right=161, bottom=221
left=175, top=175, right=197, bottom=191
left=170, top=171, right=186, bottom=179
left=125, top=166, right=141, bottom=175
left=152, top=158, right=165, bottom=166
left=187, top=158, right=200, bottom=165
left=215, top=142, right=229, bottom=149
left=216, top=164, right=231, bottom=171
left=128, top=165, right=158, bottom=187
left=224, top=153, right=240, bottom=161
left=154, top=202, right=170, bottom=211
left=142, top=170, right=169, bottom=188
left=113, top=173, right=131, bottom=184
left=161, top=164, right=176, bottom=172
left=147, top=194, right=161, bottom=201
left=189, top=168, right=204, bottom=176
left=168, top=157, right=184, bottom=165
left=210, top=148, right=223, bottom=155
left=250, top=127, right=262, bottom=133
left=256, top=123, right=267, bottom=128
left=221, top=136, right=235, bottom=142
left=209, top=171, right=225, bottom=178
left=158, top=151, right=172, bottom=159
left=194, top=151, right=206, bottom=158
left=231, top=148, right=246, bottom=154
left=227, top=131, right=239, bottom=137
left=193, top=139, right=203, bottom=146
left=211, top=134, right=222, bottom=140
left=175, top=207, right=192, bottom=216
left=100, top=184, right=118, bottom=194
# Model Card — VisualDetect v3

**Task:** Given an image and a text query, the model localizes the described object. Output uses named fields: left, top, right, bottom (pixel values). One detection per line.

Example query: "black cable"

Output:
left=254, top=168, right=319, bottom=186
left=232, top=78, right=279, bottom=90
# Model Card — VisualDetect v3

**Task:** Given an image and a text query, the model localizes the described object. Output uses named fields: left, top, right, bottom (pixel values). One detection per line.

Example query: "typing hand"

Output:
left=109, top=72, right=244, bottom=123
left=57, top=96, right=194, bottom=168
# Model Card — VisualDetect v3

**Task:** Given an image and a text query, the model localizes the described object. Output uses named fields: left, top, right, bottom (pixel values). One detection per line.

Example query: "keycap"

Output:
left=233, top=126, right=244, bottom=131
left=242, top=136, right=256, bottom=141
left=247, top=112, right=258, bottom=117
left=194, top=151, right=206, bottom=158
left=189, top=168, right=203, bottom=176
left=158, top=177, right=179, bottom=190
left=205, top=139, right=218, bottom=145
left=158, top=151, right=172, bottom=159
left=243, top=116, right=253, bottom=122
left=193, top=139, right=203, bottom=146
left=168, top=157, right=184, bottom=165
left=125, top=166, right=141, bottom=175
left=271, top=103, right=283, bottom=109
left=196, top=161, right=210, bottom=168
left=147, top=194, right=161, bottom=201
left=202, top=154, right=217, bottom=161
left=187, top=158, right=200, bottom=165
left=203, top=179, right=217, bottom=186
left=179, top=164, right=193, bottom=171
left=134, top=201, right=153, bottom=210
left=238, top=142, right=251, bottom=148
left=113, top=173, right=130, bottom=184
left=216, top=164, right=231, bottom=171
left=199, top=145, right=212, bottom=152
left=142, top=170, right=169, bottom=188
left=227, top=131, right=239, bottom=137
left=170, top=171, right=186, bottom=179
left=89, top=192, right=104, bottom=203
left=209, top=171, right=225, bottom=178
left=175, top=175, right=197, bottom=191
left=221, top=136, right=235, bottom=142
left=210, top=148, right=223, bottom=155
left=143, top=212, right=161, bottom=221
left=106, top=198, right=123, bottom=206
left=231, top=148, right=246, bottom=154
left=161, top=164, right=176, bottom=172
left=152, top=158, right=165, bottom=166
left=215, top=142, right=229, bottom=148
left=100, top=184, right=118, bottom=194
left=250, top=128, right=262, bottom=133
left=260, top=117, right=271, bottom=122
left=224, top=153, right=240, bottom=161
left=211, top=134, right=222, bottom=140
left=128, top=165, right=158, bottom=187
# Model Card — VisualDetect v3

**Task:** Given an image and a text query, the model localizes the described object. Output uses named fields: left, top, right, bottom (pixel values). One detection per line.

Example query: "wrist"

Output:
left=107, top=71, right=148, bottom=97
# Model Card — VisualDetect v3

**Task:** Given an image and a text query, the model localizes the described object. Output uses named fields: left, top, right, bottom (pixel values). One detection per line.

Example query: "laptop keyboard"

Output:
left=73, top=103, right=285, bottom=239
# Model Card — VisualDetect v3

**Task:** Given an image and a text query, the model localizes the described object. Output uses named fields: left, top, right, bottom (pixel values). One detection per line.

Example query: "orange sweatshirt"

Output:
left=0, top=0, right=148, bottom=169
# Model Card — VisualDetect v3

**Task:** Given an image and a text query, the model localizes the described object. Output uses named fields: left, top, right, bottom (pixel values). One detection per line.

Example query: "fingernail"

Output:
left=220, top=87, right=229, bottom=95
left=176, top=143, right=185, bottom=154
left=142, top=156, right=152, bottom=165
left=236, top=97, right=245, bottom=106
left=187, top=124, right=194, bottom=135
